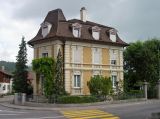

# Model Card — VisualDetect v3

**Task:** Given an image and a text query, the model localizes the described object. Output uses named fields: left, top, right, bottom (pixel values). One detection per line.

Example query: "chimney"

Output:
left=1, top=66, right=5, bottom=71
left=80, top=7, right=87, bottom=22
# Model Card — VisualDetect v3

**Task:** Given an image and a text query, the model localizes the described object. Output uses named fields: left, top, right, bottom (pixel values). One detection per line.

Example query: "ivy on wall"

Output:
left=32, top=57, right=55, bottom=97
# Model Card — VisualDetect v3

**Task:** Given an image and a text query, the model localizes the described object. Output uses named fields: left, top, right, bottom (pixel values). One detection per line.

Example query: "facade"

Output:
left=0, top=67, right=12, bottom=94
left=28, top=8, right=128, bottom=95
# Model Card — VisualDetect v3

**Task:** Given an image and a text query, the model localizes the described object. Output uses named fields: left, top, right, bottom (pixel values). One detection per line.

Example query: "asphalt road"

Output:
left=0, top=101, right=159, bottom=119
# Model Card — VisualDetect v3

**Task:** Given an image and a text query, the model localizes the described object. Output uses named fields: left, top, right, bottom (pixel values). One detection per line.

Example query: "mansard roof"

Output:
left=28, top=9, right=128, bottom=47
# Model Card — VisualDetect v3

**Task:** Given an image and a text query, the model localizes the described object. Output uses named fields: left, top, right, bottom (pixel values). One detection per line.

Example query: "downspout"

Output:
left=62, top=41, right=65, bottom=92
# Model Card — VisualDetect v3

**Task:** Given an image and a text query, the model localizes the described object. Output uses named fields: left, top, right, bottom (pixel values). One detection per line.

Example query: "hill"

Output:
left=0, top=61, right=32, bottom=74
left=0, top=61, right=16, bottom=74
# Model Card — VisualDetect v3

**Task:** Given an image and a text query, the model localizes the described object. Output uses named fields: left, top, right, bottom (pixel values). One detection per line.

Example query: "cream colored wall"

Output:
left=102, top=48, right=109, bottom=65
left=32, top=40, right=124, bottom=95
left=83, top=47, right=92, bottom=68
left=65, top=41, right=124, bottom=95
left=83, top=71, right=92, bottom=95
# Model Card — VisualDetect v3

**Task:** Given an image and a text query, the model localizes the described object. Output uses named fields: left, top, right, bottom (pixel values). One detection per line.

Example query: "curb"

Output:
left=0, top=99, right=160, bottom=111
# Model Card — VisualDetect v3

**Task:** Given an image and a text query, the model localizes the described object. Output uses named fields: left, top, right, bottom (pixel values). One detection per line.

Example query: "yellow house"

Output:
left=28, top=7, right=128, bottom=95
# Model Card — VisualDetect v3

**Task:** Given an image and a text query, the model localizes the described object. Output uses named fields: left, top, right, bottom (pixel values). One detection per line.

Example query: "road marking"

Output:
left=0, top=113, right=20, bottom=115
left=0, top=109, right=27, bottom=113
left=61, top=109, right=120, bottom=119
left=10, top=116, right=64, bottom=119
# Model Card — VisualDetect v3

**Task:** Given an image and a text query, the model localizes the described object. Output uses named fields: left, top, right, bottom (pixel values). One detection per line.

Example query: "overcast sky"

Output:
left=0, top=0, right=159, bottom=64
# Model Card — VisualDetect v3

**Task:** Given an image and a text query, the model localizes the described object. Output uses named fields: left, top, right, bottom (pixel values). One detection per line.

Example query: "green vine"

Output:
left=32, top=58, right=55, bottom=97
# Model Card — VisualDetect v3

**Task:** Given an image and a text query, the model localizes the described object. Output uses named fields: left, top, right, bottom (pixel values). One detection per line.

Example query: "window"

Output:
left=111, top=60, right=116, bottom=65
left=112, top=75, right=117, bottom=88
left=92, top=31, right=99, bottom=40
left=72, top=23, right=81, bottom=38
left=74, top=75, right=81, bottom=88
left=42, top=53, right=48, bottom=58
left=110, top=49, right=117, bottom=65
left=3, top=85, right=6, bottom=90
left=92, top=26, right=100, bottom=40
left=7, top=85, right=10, bottom=90
left=41, top=22, right=52, bottom=38
left=73, top=27, right=81, bottom=37
left=73, top=46, right=81, bottom=63
left=109, top=29, right=117, bottom=42
left=93, top=48, right=101, bottom=64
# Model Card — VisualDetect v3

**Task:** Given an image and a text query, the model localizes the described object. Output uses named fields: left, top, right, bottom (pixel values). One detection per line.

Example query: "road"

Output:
left=0, top=101, right=159, bottom=119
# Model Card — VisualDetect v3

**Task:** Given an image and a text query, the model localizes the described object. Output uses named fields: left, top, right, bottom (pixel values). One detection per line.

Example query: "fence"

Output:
left=112, top=93, right=144, bottom=100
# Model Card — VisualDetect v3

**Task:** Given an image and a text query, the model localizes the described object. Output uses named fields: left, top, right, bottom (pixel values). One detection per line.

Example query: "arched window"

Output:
left=72, top=23, right=82, bottom=38
left=109, top=29, right=117, bottom=42
left=92, top=26, right=101, bottom=40
left=41, top=22, right=52, bottom=38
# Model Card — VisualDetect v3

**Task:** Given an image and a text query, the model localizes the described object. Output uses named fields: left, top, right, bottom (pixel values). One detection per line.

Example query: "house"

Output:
left=0, top=66, right=13, bottom=94
left=28, top=7, right=128, bottom=95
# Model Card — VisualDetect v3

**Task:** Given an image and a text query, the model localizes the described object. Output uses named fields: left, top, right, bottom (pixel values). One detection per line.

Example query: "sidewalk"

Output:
left=0, top=97, right=160, bottom=111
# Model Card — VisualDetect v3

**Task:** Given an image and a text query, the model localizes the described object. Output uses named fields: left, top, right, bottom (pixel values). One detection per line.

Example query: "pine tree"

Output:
left=13, top=36, right=28, bottom=93
left=55, top=49, right=65, bottom=96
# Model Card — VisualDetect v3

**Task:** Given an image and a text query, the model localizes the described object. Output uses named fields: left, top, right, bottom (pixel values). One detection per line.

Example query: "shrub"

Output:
left=57, top=95, right=98, bottom=104
left=87, top=75, right=112, bottom=97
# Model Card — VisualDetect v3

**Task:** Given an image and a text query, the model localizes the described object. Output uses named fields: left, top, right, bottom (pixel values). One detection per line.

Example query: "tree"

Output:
left=55, top=49, right=65, bottom=96
left=12, top=37, right=28, bottom=93
left=124, top=38, right=160, bottom=93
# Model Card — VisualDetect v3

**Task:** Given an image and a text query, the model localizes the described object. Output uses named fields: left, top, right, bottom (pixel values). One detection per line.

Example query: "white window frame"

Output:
left=72, top=23, right=82, bottom=38
left=42, top=52, right=48, bottom=58
left=111, top=75, right=117, bottom=88
left=92, top=30, right=99, bottom=40
left=41, top=22, right=52, bottom=38
left=72, top=46, right=81, bottom=63
left=73, top=71, right=81, bottom=88
left=92, top=48, right=101, bottom=64
left=111, top=60, right=116, bottom=65
left=109, top=29, right=117, bottom=42
left=73, top=27, right=81, bottom=37
left=3, top=85, right=6, bottom=90
left=110, top=49, right=117, bottom=65
left=92, top=26, right=101, bottom=40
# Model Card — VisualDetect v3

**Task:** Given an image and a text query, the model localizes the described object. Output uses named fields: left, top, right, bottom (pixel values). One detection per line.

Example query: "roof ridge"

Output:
left=68, top=19, right=113, bottom=29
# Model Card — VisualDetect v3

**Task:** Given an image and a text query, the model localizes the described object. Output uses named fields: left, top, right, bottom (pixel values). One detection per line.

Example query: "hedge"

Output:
left=57, top=95, right=98, bottom=104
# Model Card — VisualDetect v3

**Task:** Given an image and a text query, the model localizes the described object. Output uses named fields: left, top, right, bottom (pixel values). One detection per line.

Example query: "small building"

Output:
left=0, top=66, right=12, bottom=94
left=28, top=8, right=128, bottom=95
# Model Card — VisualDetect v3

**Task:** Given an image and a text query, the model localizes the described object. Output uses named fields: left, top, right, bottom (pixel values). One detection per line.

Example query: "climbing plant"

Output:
left=55, top=49, right=65, bottom=96
left=32, top=58, right=55, bottom=97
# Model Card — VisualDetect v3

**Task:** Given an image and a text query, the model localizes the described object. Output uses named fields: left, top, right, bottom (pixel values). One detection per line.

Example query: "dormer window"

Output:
left=41, top=22, right=52, bottom=38
left=92, top=26, right=101, bottom=40
left=72, top=23, right=81, bottom=38
left=109, top=29, right=117, bottom=42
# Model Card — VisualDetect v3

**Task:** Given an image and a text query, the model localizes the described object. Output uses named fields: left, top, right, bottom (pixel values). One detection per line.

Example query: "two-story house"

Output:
left=28, top=7, right=128, bottom=95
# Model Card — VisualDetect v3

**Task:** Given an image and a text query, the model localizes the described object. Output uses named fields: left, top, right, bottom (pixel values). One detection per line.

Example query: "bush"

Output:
left=87, top=75, right=112, bottom=97
left=57, top=95, right=98, bottom=104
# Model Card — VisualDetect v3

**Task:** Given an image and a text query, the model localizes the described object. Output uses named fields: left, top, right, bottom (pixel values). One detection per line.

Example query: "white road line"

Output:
left=10, top=116, right=64, bottom=119
left=0, top=109, right=27, bottom=113
left=0, top=114, right=20, bottom=115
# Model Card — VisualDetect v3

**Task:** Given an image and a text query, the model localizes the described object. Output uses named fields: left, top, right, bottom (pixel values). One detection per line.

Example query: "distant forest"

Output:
left=0, top=61, right=32, bottom=74
left=0, top=61, right=16, bottom=73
